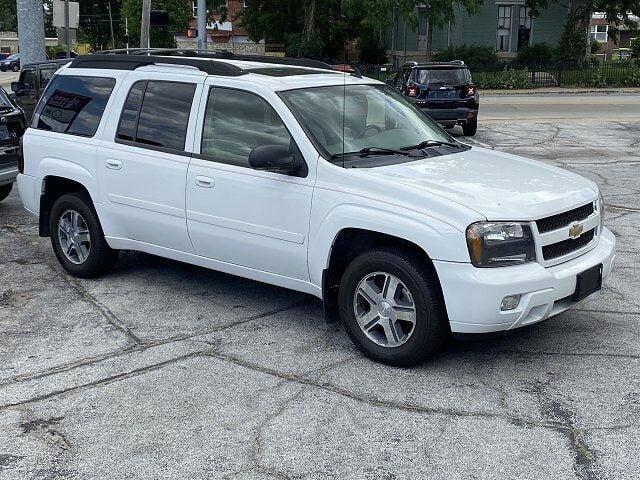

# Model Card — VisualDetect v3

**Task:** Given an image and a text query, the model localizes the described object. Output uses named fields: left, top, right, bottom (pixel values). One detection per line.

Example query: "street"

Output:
left=1, top=95, right=639, bottom=479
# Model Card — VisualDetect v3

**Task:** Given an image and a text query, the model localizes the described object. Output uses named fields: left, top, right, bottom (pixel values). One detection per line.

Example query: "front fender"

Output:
left=308, top=202, right=469, bottom=288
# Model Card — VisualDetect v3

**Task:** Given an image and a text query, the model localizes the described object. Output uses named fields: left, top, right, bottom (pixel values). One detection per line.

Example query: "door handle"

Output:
left=105, top=159, right=122, bottom=170
left=195, top=176, right=215, bottom=188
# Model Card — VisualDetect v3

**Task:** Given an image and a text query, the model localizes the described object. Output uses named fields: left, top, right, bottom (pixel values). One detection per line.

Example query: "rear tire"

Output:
left=0, top=183, right=12, bottom=202
left=463, top=117, right=477, bottom=136
left=338, top=248, right=448, bottom=367
left=50, top=192, right=119, bottom=278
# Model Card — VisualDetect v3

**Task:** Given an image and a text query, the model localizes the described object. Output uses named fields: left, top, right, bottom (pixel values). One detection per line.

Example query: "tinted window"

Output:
left=201, top=87, right=293, bottom=168
left=116, top=81, right=145, bottom=142
left=39, top=67, right=56, bottom=89
left=134, top=81, right=195, bottom=151
left=0, top=87, right=14, bottom=108
left=21, top=69, right=36, bottom=90
left=415, top=68, right=470, bottom=85
left=33, top=75, right=115, bottom=137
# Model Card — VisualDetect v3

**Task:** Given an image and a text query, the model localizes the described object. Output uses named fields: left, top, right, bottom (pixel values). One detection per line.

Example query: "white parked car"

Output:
left=17, top=52, right=615, bottom=366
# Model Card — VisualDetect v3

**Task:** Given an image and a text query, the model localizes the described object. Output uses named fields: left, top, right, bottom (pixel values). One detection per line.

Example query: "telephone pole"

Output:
left=16, top=0, right=46, bottom=66
left=141, top=0, right=151, bottom=49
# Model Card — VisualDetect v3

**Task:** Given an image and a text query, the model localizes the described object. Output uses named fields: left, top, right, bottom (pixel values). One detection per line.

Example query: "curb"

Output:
left=479, top=88, right=640, bottom=96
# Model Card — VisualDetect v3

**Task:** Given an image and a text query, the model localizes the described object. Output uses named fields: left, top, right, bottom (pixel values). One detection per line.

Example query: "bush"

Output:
left=590, top=41, right=602, bottom=54
left=517, top=43, right=556, bottom=65
left=432, top=44, right=498, bottom=68
left=473, top=69, right=534, bottom=89
left=284, top=33, right=324, bottom=59
left=631, top=38, right=640, bottom=58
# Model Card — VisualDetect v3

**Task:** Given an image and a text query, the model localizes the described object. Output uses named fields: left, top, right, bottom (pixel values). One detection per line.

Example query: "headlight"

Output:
left=466, top=222, right=536, bottom=267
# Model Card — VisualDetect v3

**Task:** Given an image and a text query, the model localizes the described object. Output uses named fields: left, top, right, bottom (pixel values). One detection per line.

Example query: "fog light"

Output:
left=501, top=295, right=520, bottom=311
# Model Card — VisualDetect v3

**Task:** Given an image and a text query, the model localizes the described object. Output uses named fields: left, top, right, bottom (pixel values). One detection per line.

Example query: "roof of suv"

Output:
left=404, top=61, right=468, bottom=69
left=65, top=52, right=380, bottom=91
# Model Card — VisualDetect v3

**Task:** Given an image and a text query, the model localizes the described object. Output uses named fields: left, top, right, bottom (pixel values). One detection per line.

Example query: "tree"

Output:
left=527, top=0, right=640, bottom=62
left=77, top=1, right=125, bottom=51
left=0, top=2, right=18, bottom=32
left=122, top=0, right=190, bottom=48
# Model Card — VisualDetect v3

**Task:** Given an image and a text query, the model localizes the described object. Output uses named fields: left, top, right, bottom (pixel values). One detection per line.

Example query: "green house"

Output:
left=386, top=2, right=569, bottom=65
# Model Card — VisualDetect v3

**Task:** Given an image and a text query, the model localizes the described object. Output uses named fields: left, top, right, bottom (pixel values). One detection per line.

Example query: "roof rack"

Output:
left=70, top=49, right=335, bottom=76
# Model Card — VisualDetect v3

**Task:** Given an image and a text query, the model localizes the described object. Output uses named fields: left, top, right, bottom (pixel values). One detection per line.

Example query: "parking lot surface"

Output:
left=1, top=108, right=639, bottom=479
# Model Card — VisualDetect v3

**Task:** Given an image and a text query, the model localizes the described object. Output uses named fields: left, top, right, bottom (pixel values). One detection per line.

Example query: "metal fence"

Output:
left=356, top=61, right=640, bottom=89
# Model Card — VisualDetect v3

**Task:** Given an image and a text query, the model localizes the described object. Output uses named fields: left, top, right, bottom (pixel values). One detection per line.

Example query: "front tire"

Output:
left=338, top=248, right=448, bottom=367
left=0, top=183, right=12, bottom=202
left=463, top=116, right=477, bottom=136
left=50, top=192, right=119, bottom=278
left=11, top=64, right=19, bottom=72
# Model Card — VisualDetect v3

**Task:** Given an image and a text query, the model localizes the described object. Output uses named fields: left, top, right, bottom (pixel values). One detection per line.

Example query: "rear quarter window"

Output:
left=32, top=75, right=116, bottom=137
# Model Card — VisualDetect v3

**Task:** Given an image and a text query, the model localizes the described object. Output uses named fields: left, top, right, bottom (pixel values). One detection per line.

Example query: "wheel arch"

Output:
left=38, top=175, right=96, bottom=237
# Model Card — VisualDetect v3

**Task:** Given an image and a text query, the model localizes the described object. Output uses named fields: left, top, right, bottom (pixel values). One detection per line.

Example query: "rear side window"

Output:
left=116, top=81, right=196, bottom=152
left=33, top=75, right=115, bottom=137
left=21, top=69, right=37, bottom=90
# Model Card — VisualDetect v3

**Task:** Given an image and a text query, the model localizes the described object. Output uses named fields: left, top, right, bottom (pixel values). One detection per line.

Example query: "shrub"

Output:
left=473, top=69, right=534, bottom=89
left=517, top=43, right=556, bottom=65
left=432, top=44, right=498, bottom=68
left=590, top=41, right=602, bottom=54
left=631, top=37, right=640, bottom=58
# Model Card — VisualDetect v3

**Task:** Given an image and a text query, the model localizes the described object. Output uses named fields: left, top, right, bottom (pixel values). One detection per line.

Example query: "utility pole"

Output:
left=197, top=0, right=207, bottom=51
left=141, top=0, right=151, bottom=49
left=108, top=1, right=116, bottom=50
left=64, top=0, right=70, bottom=58
left=16, top=0, right=46, bottom=66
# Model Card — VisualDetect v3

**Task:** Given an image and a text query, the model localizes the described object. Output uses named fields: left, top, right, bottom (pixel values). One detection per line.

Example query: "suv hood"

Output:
left=363, top=147, right=598, bottom=221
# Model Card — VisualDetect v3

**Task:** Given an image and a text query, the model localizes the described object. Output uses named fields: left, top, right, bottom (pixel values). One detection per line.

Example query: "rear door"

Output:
left=96, top=71, right=204, bottom=252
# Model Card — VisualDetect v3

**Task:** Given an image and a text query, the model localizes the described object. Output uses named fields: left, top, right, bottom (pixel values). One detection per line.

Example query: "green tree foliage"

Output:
left=516, top=42, right=555, bottom=64
left=631, top=37, right=640, bottom=58
left=122, top=0, right=191, bottom=48
left=77, top=1, right=125, bottom=50
left=432, top=44, right=498, bottom=67
left=0, top=2, right=18, bottom=32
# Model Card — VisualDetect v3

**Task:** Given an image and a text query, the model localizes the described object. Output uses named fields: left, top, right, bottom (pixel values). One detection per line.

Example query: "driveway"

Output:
left=1, top=109, right=639, bottom=479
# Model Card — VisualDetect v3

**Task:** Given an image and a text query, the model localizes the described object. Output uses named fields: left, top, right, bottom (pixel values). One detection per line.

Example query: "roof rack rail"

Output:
left=70, top=53, right=245, bottom=76
left=81, top=48, right=334, bottom=72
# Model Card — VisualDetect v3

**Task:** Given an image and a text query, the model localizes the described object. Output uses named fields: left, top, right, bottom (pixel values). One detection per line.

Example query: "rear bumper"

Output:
left=420, top=106, right=477, bottom=125
left=434, top=227, right=616, bottom=333
left=0, top=163, right=18, bottom=187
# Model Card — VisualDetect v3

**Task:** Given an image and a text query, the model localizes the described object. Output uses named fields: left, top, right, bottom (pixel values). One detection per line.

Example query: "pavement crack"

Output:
left=0, top=351, right=203, bottom=410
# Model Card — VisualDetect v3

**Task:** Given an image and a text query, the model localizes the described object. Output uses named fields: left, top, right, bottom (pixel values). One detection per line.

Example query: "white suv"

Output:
left=17, top=52, right=616, bottom=366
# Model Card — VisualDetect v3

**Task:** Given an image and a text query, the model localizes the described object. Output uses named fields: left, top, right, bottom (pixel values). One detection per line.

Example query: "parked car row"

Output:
left=15, top=51, right=614, bottom=366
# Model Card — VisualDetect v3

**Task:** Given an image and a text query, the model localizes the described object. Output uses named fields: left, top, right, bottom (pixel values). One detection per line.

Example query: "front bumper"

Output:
left=434, top=227, right=616, bottom=333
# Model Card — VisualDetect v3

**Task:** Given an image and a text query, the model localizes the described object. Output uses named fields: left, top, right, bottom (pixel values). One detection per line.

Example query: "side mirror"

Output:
left=249, top=145, right=300, bottom=174
left=10, top=82, right=19, bottom=93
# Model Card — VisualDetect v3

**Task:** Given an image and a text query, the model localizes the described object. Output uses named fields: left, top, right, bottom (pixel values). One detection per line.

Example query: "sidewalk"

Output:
left=480, top=86, right=640, bottom=96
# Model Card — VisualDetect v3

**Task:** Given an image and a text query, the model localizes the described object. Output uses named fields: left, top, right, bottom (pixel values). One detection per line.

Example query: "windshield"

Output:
left=415, top=68, right=469, bottom=85
left=6, top=54, right=19, bottom=61
left=280, top=84, right=455, bottom=161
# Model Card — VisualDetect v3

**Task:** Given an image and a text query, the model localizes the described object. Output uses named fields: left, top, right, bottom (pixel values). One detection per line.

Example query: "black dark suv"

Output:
left=387, top=61, right=479, bottom=136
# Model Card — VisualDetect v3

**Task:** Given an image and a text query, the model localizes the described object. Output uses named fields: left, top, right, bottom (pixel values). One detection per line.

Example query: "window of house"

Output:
left=517, top=6, right=533, bottom=50
left=200, top=87, right=293, bottom=168
left=590, top=24, right=608, bottom=43
left=497, top=6, right=512, bottom=52
left=117, top=81, right=196, bottom=152
left=33, top=75, right=115, bottom=137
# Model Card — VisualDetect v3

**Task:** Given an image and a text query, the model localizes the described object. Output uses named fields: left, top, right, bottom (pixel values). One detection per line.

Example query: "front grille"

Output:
left=536, top=203, right=594, bottom=233
left=542, top=229, right=595, bottom=260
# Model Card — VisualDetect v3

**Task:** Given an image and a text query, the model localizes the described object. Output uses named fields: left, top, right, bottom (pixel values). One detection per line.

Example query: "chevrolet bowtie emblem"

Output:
left=569, top=223, right=584, bottom=239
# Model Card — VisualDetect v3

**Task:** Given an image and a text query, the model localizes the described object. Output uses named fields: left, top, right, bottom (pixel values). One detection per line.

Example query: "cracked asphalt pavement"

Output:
left=1, top=98, right=639, bottom=479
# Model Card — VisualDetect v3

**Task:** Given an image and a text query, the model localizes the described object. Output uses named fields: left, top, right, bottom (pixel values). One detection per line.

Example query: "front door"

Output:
left=97, top=75, right=203, bottom=252
left=186, top=84, right=314, bottom=281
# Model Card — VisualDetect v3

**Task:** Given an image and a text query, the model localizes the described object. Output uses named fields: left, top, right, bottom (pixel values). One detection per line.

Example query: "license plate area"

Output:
left=572, top=264, right=603, bottom=301
left=428, top=90, right=459, bottom=99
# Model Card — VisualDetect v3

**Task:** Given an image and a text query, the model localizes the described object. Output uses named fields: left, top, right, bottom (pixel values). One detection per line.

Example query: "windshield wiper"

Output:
left=331, top=146, right=418, bottom=160
left=400, top=140, right=461, bottom=151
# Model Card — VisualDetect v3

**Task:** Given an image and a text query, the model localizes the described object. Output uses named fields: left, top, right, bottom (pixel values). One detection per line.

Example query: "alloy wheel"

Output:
left=353, top=271, right=417, bottom=348
left=58, top=209, right=91, bottom=265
